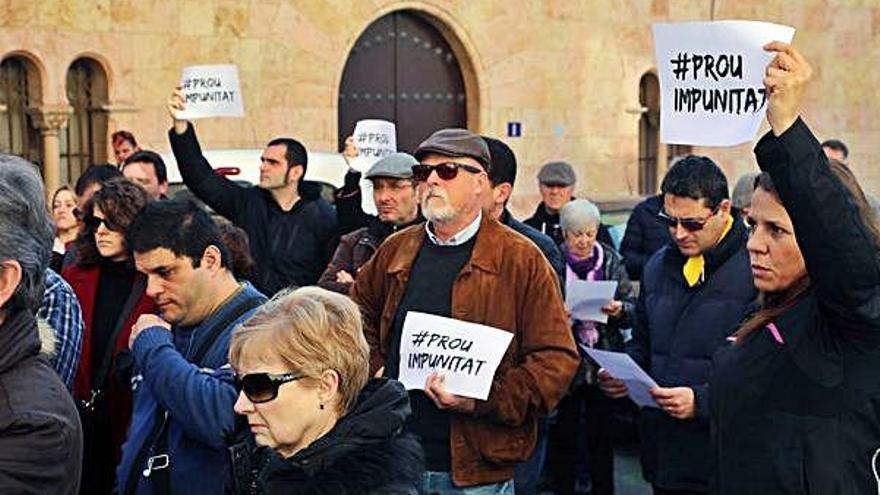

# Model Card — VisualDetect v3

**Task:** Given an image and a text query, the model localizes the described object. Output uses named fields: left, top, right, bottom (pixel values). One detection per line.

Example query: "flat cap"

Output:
left=414, top=128, right=491, bottom=170
left=537, top=161, right=576, bottom=186
left=364, top=152, right=418, bottom=180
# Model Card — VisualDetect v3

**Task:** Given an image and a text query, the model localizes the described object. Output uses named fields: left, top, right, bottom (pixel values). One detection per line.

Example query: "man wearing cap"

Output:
left=525, top=161, right=614, bottom=248
left=352, top=128, right=579, bottom=493
left=318, top=152, right=422, bottom=294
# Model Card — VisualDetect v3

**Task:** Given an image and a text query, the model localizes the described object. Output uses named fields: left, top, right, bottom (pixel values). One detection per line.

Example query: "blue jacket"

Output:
left=626, top=217, right=755, bottom=491
left=619, top=194, right=671, bottom=281
left=116, top=282, right=265, bottom=495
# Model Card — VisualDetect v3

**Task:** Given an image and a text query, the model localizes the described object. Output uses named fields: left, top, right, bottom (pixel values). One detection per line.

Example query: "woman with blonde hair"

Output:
left=230, top=286, right=423, bottom=494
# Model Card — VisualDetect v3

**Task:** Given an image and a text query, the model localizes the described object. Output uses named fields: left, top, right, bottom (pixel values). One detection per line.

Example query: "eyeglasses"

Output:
left=656, top=206, right=720, bottom=232
left=84, top=215, right=122, bottom=232
left=234, top=372, right=304, bottom=404
left=411, top=162, right=484, bottom=182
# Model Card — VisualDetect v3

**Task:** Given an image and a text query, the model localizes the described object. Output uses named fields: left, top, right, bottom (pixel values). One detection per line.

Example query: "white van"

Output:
left=160, top=148, right=350, bottom=202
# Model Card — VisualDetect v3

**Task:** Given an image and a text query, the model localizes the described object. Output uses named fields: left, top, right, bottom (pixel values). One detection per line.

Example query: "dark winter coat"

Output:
left=258, top=378, right=423, bottom=495
left=501, top=209, right=566, bottom=292
left=0, top=310, right=83, bottom=494
left=318, top=216, right=422, bottom=294
left=710, top=118, right=880, bottom=495
left=524, top=201, right=615, bottom=249
left=619, top=194, right=671, bottom=281
left=627, top=214, right=755, bottom=491
left=169, top=123, right=338, bottom=295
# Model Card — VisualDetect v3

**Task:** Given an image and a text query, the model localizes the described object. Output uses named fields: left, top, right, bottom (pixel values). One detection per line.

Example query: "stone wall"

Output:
left=2, top=0, right=877, bottom=215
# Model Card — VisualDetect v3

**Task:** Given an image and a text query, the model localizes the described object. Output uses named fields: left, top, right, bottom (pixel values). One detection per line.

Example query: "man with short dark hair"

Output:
left=600, top=156, right=756, bottom=495
left=0, top=154, right=83, bottom=494
left=116, top=199, right=265, bottom=495
left=122, top=150, right=170, bottom=200
left=352, top=128, right=579, bottom=494
left=318, top=152, right=422, bottom=294
left=167, top=90, right=337, bottom=295
left=75, top=164, right=123, bottom=205
left=821, top=138, right=848, bottom=162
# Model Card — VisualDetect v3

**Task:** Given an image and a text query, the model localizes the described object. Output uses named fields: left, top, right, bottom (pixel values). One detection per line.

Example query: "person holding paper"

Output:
left=599, top=156, right=755, bottom=495
left=547, top=198, right=634, bottom=495
left=318, top=152, right=422, bottom=294
left=710, top=43, right=880, bottom=495
left=351, top=128, right=579, bottom=494
left=229, top=287, right=423, bottom=494
left=167, top=89, right=338, bottom=296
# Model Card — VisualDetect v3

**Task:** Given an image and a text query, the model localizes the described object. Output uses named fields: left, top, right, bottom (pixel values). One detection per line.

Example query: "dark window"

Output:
left=63, top=58, right=108, bottom=181
left=0, top=57, right=42, bottom=167
left=638, top=73, right=660, bottom=195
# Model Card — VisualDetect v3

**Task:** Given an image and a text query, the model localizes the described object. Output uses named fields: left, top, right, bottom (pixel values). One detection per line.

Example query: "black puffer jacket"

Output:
left=259, top=378, right=423, bottom=495
left=619, top=194, right=671, bottom=281
left=0, top=310, right=82, bottom=494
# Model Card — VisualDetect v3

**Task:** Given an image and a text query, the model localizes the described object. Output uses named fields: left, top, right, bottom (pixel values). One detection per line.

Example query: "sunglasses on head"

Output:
left=411, top=162, right=484, bottom=182
left=234, top=372, right=304, bottom=404
left=656, top=206, right=720, bottom=232
left=84, top=215, right=122, bottom=232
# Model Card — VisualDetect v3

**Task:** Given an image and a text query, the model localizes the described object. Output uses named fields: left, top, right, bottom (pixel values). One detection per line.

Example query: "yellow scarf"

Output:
left=683, top=214, right=734, bottom=287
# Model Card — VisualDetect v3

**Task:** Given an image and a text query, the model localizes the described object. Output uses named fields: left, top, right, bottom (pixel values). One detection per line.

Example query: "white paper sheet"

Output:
left=349, top=120, right=397, bottom=216
left=398, top=312, right=513, bottom=400
left=583, top=347, right=659, bottom=408
left=652, top=21, right=795, bottom=146
left=178, top=65, right=245, bottom=119
left=566, top=280, right=618, bottom=324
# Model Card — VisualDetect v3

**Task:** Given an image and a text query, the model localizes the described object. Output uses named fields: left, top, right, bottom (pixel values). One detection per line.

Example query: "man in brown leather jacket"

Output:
left=351, top=128, right=579, bottom=494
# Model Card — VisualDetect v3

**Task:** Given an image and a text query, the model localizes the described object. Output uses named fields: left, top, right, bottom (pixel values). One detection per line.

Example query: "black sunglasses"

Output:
left=84, top=215, right=122, bottom=232
left=234, top=372, right=304, bottom=404
left=411, top=162, right=484, bottom=182
left=656, top=206, right=720, bottom=232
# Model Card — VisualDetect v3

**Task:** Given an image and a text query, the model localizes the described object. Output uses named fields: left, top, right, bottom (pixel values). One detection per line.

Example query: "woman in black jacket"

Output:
left=229, top=286, right=423, bottom=495
left=710, top=42, right=880, bottom=494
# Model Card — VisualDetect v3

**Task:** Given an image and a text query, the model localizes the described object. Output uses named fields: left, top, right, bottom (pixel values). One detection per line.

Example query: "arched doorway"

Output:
left=338, top=10, right=468, bottom=153
left=638, top=72, right=660, bottom=195
left=63, top=57, right=109, bottom=183
left=0, top=55, right=42, bottom=167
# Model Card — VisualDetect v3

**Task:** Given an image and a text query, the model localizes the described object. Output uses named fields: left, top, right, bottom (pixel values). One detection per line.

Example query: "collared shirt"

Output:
left=425, top=211, right=482, bottom=246
left=37, top=268, right=84, bottom=391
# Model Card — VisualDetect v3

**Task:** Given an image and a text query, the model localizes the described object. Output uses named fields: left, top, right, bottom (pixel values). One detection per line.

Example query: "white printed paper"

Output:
left=652, top=21, right=795, bottom=146
left=583, top=347, right=659, bottom=408
left=178, top=65, right=245, bottom=119
left=399, top=312, right=513, bottom=400
left=566, top=280, right=618, bottom=324
left=350, top=120, right=397, bottom=216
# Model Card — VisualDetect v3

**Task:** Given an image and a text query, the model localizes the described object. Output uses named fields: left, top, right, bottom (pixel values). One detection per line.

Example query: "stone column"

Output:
left=30, top=106, right=72, bottom=195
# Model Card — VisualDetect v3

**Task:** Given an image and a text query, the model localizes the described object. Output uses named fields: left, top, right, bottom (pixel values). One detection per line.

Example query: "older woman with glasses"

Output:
left=230, top=286, right=423, bottom=494
left=546, top=199, right=635, bottom=495
left=710, top=43, right=880, bottom=495
left=61, top=177, right=156, bottom=494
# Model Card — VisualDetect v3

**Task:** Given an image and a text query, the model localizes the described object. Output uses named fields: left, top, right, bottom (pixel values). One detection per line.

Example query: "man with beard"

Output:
left=318, top=152, right=422, bottom=294
left=167, top=89, right=337, bottom=295
left=351, top=128, right=579, bottom=494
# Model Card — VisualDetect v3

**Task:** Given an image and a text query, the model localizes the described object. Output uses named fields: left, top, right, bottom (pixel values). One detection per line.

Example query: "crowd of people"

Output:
left=0, top=42, right=878, bottom=495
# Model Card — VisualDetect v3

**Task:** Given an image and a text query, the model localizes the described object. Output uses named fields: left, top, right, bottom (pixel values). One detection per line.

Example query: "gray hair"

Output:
left=731, top=172, right=760, bottom=210
left=0, top=154, right=53, bottom=313
left=559, top=198, right=601, bottom=234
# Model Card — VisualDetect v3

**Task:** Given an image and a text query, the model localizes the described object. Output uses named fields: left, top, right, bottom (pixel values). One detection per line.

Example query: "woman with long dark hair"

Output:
left=710, top=42, right=880, bottom=494
left=62, top=178, right=156, bottom=494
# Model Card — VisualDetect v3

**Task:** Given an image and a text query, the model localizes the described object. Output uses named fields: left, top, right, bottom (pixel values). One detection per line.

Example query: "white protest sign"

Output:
left=178, top=65, right=245, bottom=119
left=566, top=280, right=618, bottom=324
left=351, top=120, right=397, bottom=216
left=399, top=312, right=513, bottom=400
left=653, top=21, right=795, bottom=146
left=582, top=347, right=659, bottom=409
